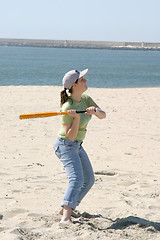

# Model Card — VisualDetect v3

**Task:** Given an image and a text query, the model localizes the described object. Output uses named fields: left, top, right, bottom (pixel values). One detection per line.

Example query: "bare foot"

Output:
left=59, top=220, right=73, bottom=229
left=60, top=218, right=73, bottom=224
left=59, top=206, right=72, bottom=225
left=59, top=207, right=80, bottom=218
left=58, top=207, right=63, bottom=215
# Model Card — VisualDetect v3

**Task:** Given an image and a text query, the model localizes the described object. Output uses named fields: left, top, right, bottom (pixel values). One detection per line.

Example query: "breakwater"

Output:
left=0, top=38, right=160, bottom=51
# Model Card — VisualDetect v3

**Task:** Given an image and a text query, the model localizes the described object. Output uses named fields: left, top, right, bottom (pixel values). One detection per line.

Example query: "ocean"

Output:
left=0, top=46, right=160, bottom=88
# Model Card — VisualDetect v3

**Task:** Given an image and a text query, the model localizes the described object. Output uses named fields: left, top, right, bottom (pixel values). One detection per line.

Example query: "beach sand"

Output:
left=0, top=86, right=160, bottom=240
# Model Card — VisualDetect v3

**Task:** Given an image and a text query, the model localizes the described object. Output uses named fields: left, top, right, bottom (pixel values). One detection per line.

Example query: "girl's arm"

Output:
left=86, top=104, right=106, bottom=119
left=63, top=109, right=80, bottom=141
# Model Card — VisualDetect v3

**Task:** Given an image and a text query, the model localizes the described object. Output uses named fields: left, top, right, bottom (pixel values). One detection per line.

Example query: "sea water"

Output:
left=0, top=46, right=160, bottom=88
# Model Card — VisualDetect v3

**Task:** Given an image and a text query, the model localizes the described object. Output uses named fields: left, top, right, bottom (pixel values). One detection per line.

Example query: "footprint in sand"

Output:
left=94, top=171, right=117, bottom=176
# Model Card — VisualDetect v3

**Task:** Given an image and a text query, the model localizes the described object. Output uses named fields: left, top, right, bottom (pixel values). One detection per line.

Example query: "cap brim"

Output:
left=79, top=68, right=88, bottom=78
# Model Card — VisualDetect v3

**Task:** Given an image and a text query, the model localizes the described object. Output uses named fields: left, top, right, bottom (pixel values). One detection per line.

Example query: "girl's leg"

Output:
left=54, top=138, right=94, bottom=222
left=59, top=207, right=80, bottom=219
left=55, top=141, right=84, bottom=210
left=61, top=152, right=84, bottom=210
left=76, top=146, right=95, bottom=207
left=60, top=206, right=72, bottom=224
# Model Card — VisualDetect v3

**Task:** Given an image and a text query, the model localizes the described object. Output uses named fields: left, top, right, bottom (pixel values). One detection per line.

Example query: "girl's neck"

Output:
left=71, top=91, right=82, bottom=102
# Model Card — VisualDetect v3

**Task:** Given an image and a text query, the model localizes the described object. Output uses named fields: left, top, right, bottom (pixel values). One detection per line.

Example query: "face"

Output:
left=75, top=77, right=88, bottom=92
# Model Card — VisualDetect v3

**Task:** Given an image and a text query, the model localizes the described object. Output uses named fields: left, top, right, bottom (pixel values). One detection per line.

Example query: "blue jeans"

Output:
left=54, top=137, right=95, bottom=209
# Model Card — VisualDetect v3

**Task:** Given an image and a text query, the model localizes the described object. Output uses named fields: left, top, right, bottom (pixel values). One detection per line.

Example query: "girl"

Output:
left=54, top=68, right=106, bottom=224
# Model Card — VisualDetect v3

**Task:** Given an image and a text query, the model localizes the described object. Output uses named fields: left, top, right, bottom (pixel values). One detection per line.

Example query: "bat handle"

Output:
left=76, top=110, right=86, bottom=113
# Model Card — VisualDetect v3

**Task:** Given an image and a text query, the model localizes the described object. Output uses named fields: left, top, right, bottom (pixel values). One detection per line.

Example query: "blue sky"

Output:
left=0, top=0, right=160, bottom=42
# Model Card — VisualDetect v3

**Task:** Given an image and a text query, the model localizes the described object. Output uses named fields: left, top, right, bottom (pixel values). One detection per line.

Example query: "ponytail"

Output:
left=60, top=88, right=73, bottom=106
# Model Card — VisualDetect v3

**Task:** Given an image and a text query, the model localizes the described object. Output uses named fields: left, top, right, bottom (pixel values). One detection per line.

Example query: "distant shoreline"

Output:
left=0, top=38, right=160, bottom=51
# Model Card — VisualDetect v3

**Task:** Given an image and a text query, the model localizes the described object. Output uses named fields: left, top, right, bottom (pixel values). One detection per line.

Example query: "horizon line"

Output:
left=0, top=38, right=160, bottom=51
left=0, top=37, right=160, bottom=44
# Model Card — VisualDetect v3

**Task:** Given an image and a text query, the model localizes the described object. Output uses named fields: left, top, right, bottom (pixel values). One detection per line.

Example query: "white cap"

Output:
left=62, top=68, right=88, bottom=89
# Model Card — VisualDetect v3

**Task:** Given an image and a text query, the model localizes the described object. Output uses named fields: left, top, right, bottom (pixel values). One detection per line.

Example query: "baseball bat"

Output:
left=19, top=110, right=86, bottom=120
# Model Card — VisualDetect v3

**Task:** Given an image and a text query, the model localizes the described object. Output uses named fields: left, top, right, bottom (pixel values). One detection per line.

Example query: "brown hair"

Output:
left=60, top=79, right=78, bottom=106
left=60, top=88, right=73, bottom=106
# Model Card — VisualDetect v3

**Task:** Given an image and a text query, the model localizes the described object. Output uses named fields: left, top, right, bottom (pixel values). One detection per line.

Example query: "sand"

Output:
left=0, top=86, right=160, bottom=240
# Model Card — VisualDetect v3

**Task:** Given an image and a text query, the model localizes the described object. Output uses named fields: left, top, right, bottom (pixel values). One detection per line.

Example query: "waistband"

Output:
left=57, top=137, right=83, bottom=146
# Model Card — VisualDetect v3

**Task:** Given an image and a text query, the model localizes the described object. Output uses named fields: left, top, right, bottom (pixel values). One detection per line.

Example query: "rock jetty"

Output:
left=0, top=38, right=160, bottom=51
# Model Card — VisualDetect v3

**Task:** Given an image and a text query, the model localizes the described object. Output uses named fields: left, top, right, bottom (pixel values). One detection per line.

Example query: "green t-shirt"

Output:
left=58, top=94, right=95, bottom=141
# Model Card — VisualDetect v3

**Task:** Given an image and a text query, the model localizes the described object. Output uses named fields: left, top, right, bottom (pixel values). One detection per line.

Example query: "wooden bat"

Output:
left=19, top=110, right=86, bottom=119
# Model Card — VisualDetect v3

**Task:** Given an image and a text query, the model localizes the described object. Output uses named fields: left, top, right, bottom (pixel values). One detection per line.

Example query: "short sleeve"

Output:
left=61, top=102, right=73, bottom=125
left=82, top=94, right=95, bottom=107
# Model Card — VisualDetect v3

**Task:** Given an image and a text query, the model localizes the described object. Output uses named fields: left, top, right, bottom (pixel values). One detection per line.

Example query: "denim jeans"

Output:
left=54, top=137, right=95, bottom=209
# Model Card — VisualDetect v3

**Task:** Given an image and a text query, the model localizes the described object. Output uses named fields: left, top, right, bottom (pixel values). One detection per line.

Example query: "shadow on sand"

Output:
left=78, top=212, right=160, bottom=232
left=107, top=216, right=160, bottom=231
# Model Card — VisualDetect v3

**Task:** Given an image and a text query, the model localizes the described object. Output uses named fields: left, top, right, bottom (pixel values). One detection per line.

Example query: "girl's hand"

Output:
left=86, top=106, right=96, bottom=115
left=67, top=109, right=80, bottom=119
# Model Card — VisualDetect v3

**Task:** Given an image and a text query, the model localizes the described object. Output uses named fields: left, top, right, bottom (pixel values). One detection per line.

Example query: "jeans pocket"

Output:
left=54, top=145, right=61, bottom=159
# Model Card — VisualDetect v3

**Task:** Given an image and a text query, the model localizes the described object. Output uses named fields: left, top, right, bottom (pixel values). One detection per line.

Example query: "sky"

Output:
left=0, top=0, right=160, bottom=42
